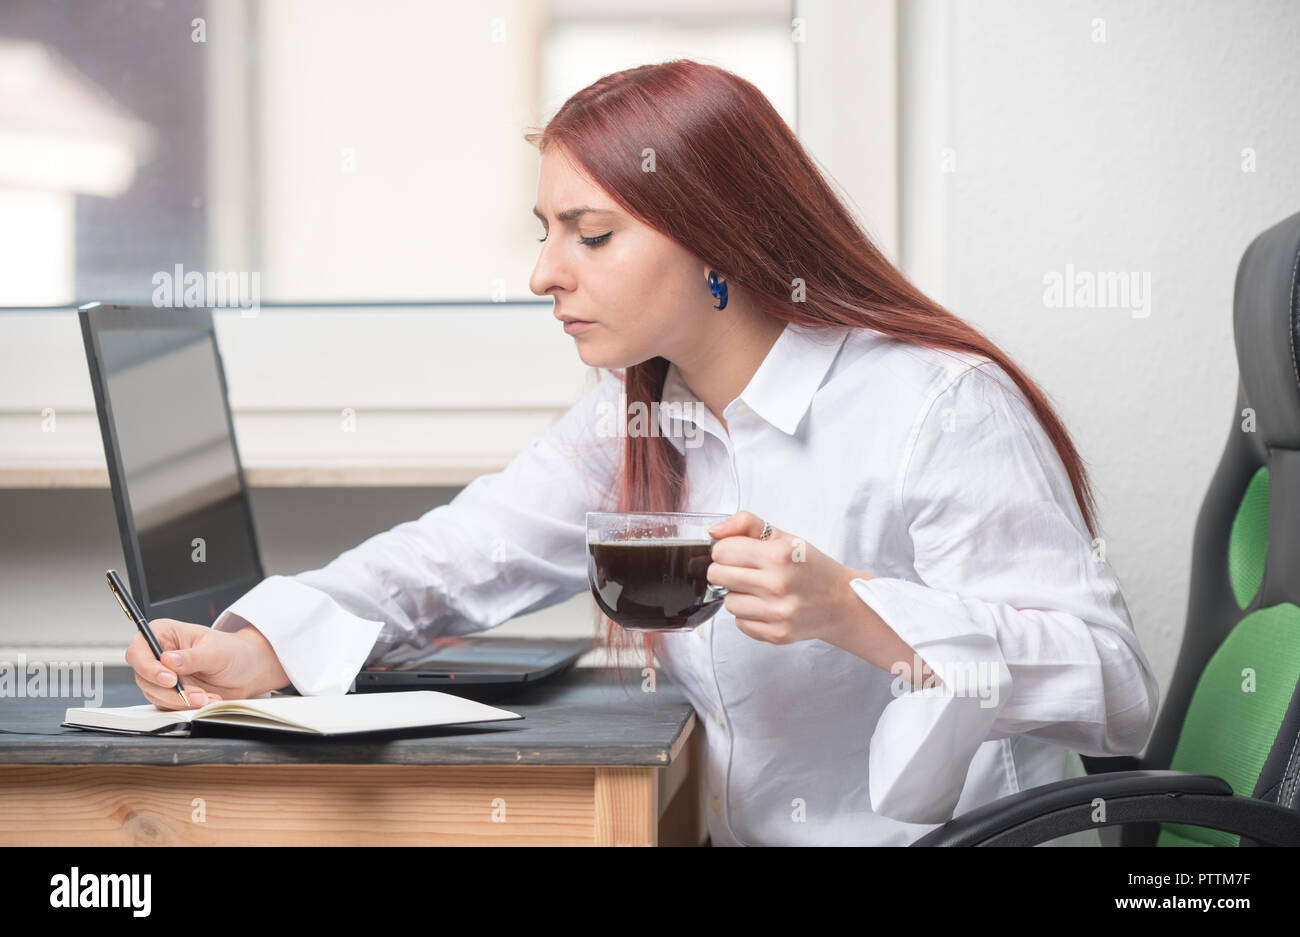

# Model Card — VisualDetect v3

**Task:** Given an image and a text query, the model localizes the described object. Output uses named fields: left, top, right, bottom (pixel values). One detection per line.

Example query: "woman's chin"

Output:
left=571, top=334, right=651, bottom=371
left=574, top=342, right=625, bottom=370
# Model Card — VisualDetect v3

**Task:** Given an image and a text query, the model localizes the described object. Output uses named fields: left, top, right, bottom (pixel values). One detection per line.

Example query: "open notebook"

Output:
left=62, top=691, right=523, bottom=737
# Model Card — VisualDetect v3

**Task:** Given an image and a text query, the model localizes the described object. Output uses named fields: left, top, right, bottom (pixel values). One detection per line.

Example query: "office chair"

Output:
left=912, top=209, right=1300, bottom=846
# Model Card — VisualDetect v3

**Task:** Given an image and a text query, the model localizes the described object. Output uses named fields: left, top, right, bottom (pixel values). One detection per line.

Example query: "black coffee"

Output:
left=588, top=538, right=722, bottom=631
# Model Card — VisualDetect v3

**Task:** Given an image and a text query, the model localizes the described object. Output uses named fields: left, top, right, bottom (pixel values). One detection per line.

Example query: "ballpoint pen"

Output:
left=105, top=569, right=192, bottom=707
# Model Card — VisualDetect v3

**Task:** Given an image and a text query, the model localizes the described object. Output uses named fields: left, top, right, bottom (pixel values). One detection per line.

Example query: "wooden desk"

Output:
left=0, top=665, right=705, bottom=846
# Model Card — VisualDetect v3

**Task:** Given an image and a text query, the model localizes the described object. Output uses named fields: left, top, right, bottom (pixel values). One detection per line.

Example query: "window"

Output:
left=0, top=0, right=798, bottom=485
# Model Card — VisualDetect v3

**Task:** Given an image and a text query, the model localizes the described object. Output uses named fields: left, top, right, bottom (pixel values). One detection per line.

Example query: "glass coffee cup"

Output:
left=586, top=512, right=731, bottom=632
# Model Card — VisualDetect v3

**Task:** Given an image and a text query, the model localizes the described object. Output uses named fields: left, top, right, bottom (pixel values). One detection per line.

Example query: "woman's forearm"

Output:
left=822, top=569, right=941, bottom=690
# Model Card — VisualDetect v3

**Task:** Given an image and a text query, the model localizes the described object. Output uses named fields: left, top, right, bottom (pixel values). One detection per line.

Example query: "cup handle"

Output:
left=704, top=537, right=728, bottom=600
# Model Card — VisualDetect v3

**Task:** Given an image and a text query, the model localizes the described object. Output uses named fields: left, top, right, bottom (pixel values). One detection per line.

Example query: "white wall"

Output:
left=900, top=0, right=1300, bottom=725
left=794, top=0, right=898, bottom=261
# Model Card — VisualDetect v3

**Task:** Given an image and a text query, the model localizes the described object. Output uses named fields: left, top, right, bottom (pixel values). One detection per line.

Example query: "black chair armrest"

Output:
left=1080, top=753, right=1142, bottom=774
left=909, top=769, right=1300, bottom=846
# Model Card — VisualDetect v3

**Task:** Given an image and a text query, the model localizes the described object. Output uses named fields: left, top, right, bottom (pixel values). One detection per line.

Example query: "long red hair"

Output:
left=524, top=59, right=1099, bottom=683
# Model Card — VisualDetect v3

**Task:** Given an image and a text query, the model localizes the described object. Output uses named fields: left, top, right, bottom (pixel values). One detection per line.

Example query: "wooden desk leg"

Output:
left=656, top=712, right=707, bottom=846
left=594, top=766, right=657, bottom=845
left=596, top=711, right=705, bottom=847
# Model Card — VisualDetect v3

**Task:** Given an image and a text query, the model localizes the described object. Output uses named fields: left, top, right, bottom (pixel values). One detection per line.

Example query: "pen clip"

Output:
left=109, top=586, right=135, bottom=622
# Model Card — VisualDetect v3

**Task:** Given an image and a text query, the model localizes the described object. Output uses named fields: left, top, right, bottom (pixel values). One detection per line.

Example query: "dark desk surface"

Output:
left=0, top=664, right=694, bottom=767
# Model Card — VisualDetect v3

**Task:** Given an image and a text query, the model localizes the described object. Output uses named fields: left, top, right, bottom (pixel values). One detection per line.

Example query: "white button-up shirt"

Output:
left=215, top=321, right=1159, bottom=846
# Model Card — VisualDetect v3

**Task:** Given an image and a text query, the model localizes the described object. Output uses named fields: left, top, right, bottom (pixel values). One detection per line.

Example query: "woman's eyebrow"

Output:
left=532, top=205, right=616, bottom=223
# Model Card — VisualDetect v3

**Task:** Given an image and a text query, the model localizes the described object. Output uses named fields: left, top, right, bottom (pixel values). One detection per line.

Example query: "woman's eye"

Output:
left=536, top=232, right=612, bottom=247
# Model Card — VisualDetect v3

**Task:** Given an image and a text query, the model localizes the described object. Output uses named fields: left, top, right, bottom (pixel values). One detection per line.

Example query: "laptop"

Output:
left=78, top=302, right=594, bottom=694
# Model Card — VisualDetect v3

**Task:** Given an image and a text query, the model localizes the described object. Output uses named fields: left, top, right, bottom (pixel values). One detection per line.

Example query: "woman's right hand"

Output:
left=125, top=618, right=292, bottom=710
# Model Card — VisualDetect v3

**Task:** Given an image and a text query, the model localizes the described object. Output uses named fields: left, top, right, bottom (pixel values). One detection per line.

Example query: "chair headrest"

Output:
left=1234, top=210, right=1300, bottom=448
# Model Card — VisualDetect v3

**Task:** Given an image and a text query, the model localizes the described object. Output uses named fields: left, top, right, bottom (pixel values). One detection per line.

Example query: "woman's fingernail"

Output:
left=158, top=671, right=174, bottom=685
left=163, top=652, right=182, bottom=666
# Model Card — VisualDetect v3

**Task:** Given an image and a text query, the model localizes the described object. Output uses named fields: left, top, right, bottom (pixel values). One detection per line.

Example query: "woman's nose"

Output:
left=529, top=240, right=575, bottom=296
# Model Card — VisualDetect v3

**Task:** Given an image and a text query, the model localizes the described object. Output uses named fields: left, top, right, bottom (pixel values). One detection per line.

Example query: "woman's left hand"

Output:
left=706, top=510, right=870, bottom=646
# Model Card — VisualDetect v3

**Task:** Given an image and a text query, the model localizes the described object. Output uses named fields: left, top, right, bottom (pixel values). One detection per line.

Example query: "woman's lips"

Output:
left=563, top=319, right=596, bottom=335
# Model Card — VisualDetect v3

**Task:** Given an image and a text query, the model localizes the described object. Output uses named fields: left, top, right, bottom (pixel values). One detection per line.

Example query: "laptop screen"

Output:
left=97, top=327, right=260, bottom=605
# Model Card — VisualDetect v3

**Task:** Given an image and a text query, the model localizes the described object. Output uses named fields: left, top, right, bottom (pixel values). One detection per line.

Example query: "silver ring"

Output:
left=759, top=520, right=773, bottom=541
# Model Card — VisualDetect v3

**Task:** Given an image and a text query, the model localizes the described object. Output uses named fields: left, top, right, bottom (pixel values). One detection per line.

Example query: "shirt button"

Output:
left=733, top=402, right=748, bottom=416
left=710, top=795, right=721, bottom=814
left=714, top=709, right=724, bottom=727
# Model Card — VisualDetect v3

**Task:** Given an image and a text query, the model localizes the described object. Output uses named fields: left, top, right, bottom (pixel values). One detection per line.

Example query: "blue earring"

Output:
left=708, top=270, right=728, bottom=310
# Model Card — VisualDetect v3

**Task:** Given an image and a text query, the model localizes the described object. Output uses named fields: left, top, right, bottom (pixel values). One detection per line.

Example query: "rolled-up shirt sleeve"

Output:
left=849, top=361, right=1160, bottom=824
left=214, top=370, right=624, bottom=697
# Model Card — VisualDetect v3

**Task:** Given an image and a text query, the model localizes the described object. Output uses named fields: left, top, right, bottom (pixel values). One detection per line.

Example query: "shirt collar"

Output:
left=658, top=321, right=852, bottom=446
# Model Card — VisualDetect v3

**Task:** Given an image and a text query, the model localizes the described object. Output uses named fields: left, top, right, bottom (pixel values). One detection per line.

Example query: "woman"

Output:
left=125, top=60, right=1158, bottom=846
